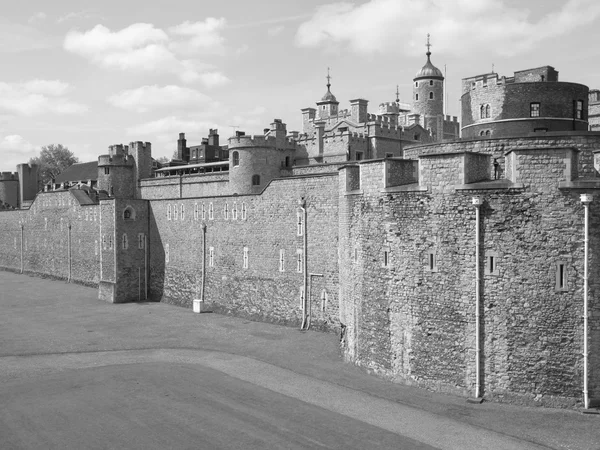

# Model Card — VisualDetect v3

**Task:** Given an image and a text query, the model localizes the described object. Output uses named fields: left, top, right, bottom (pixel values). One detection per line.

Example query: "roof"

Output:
left=54, top=161, right=98, bottom=183
left=69, top=188, right=96, bottom=205
left=414, top=54, right=444, bottom=80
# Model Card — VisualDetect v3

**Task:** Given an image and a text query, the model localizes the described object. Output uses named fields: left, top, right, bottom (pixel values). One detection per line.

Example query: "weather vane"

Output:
left=426, top=33, right=431, bottom=55
left=395, top=85, right=400, bottom=103
left=326, top=67, right=331, bottom=89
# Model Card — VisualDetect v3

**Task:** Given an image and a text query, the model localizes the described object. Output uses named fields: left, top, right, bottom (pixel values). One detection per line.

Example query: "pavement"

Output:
left=0, top=271, right=598, bottom=450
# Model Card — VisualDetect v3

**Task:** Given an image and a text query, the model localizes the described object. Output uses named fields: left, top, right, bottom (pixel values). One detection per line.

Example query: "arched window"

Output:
left=252, top=174, right=260, bottom=186
left=480, top=130, right=485, bottom=136
left=485, top=104, right=490, bottom=118
left=429, top=92, right=434, bottom=100
left=415, top=93, right=419, bottom=101
left=415, top=82, right=418, bottom=87
left=429, top=80, right=433, bottom=86
left=480, top=105, right=485, bottom=119
left=485, top=130, right=491, bottom=136
left=232, top=151, right=239, bottom=167
left=123, top=206, right=135, bottom=220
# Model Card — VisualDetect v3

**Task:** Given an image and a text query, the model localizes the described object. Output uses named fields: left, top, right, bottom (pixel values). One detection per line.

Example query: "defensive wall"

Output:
left=338, top=151, right=600, bottom=408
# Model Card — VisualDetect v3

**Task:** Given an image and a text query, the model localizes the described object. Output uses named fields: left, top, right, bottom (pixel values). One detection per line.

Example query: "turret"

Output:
left=316, top=68, right=339, bottom=119
left=413, top=34, right=444, bottom=119
left=350, top=99, right=368, bottom=124
left=17, top=163, right=39, bottom=205
left=97, top=145, right=135, bottom=198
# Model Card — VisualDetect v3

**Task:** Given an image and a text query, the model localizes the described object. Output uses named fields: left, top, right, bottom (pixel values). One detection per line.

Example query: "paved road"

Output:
left=0, top=272, right=598, bottom=449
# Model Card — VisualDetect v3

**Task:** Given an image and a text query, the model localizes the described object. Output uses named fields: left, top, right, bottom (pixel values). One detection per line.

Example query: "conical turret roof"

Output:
left=414, top=52, right=444, bottom=80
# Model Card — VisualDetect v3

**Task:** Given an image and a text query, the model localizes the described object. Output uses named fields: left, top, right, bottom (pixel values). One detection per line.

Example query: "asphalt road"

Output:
left=0, top=271, right=598, bottom=449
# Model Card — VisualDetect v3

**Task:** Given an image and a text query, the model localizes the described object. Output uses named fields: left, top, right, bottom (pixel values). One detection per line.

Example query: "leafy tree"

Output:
left=156, top=156, right=170, bottom=164
left=29, top=144, right=79, bottom=187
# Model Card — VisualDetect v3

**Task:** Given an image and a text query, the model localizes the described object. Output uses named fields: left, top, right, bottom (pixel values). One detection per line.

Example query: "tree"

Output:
left=29, top=144, right=79, bottom=187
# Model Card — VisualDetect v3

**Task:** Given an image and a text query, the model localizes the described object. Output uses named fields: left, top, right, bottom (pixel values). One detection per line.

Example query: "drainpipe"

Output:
left=144, top=234, right=148, bottom=300
left=472, top=197, right=483, bottom=400
left=581, top=193, right=593, bottom=409
left=201, top=223, right=207, bottom=302
left=20, top=222, right=24, bottom=274
left=299, top=198, right=308, bottom=330
left=67, top=222, right=72, bottom=283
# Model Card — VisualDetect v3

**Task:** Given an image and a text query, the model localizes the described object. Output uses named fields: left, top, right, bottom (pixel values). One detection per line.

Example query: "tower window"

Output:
left=122, top=233, right=128, bottom=250
left=194, top=203, right=198, bottom=220
left=576, top=100, right=584, bottom=119
left=232, top=202, right=238, bottom=220
left=180, top=203, right=185, bottom=221
left=279, top=249, right=285, bottom=272
left=243, top=247, right=249, bottom=269
left=429, top=92, right=434, bottom=100
left=429, top=80, right=433, bottom=86
left=415, top=82, right=418, bottom=87
left=224, top=203, right=229, bottom=220
left=530, top=102, right=540, bottom=117
left=252, top=174, right=260, bottom=186
left=425, top=250, right=438, bottom=272
left=415, top=93, right=419, bottom=101
left=209, top=202, right=214, bottom=220
left=168, top=204, right=172, bottom=220
left=241, top=202, right=247, bottom=220
left=209, top=247, right=214, bottom=267
left=555, top=262, right=568, bottom=291
left=138, top=233, right=144, bottom=249
left=202, top=203, right=206, bottom=220
left=297, top=211, right=304, bottom=236
left=104, top=167, right=110, bottom=175
left=297, top=249, right=303, bottom=273
left=232, top=151, right=239, bottom=167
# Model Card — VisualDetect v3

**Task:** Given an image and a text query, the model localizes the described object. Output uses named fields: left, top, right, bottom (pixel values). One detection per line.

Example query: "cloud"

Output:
left=268, top=25, right=285, bottom=37
left=168, top=18, right=226, bottom=55
left=295, top=0, right=600, bottom=56
left=0, top=135, right=39, bottom=170
left=28, top=12, right=47, bottom=24
left=108, top=85, right=213, bottom=112
left=64, top=21, right=230, bottom=85
left=0, top=80, right=87, bottom=116
left=56, top=11, right=99, bottom=24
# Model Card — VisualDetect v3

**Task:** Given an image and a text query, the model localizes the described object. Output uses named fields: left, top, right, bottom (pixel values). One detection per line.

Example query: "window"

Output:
left=241, top=202, right=247, bottom=220
left=279, top=249, right=285, bottom=272
left=104, top=167, right=110, bottom=175
left=173, top=204, right=178, bottom=221
left=385, top=153, right=393, bottom=158
left=138, top=233, right=144, bottom=249
left=108, top=235, right=113, bottom=250
left=530, top=102, right=540, bottom=117
left=122, top=233, right=128, bottom=250
left=168, top=204, right=172, bottom=220
left=165, top=244, right=169, bottom=263
left=252, top=174, right=260, bottom=186
left=414, top=134, right=420, bottom=141
left=355, top=152, right=363, bottom=161
left=555, top=262, right=568, bottom=291
left=486, top=252, right=499, bottom=276
left=480, top=104, right=491, bottom=119
left=123, top=206, right=135, bottom=220
left=485, top=130, right=491, bottom=136
left=232, top=202, right=238, bottom=220
left=95, top=240, right=98, bottom=256
left=429, top=80, right=433, bottom=86
left=202, top=203, right=206, bottom=220
left=102, top=235, right=106, bottom=250
left=243, top=247, right=249, bottom=269
left=429, top=92, right=434, bottom=100
left=209, top=202, right=214, bottom=220
left=415, top=93, right=419, bottom=101
left=480, top=130, right=485, bottom=136
left=232, top=151, right=239, bottom=167
left=415, top=82, right=418, bottom=87
left=224, top=203, right=229, bottom=220
left=209, top=247, right=214, bottom=267
left=181, top=203, right=185, bottom=221
left=297, top=211, right=304, bottom=236
left=426, top=250, right=438, bottom=272
left=383, top=248, right=390, bottom=268
left=576, top=100, right=584, bottom=119
left=296, top=249, right=303, bottom=273
left=194, top=203, right=198, bottom=220
left=285, top=156, right=290, bottom=167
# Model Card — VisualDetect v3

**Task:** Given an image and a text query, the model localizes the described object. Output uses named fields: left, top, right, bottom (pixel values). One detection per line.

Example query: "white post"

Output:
left=472, top=197, right=482, bottom=400
left=581, top=193, right=593, bottom=409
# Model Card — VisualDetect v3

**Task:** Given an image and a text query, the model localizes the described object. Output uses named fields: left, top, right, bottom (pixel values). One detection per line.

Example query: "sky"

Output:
left=2, top=0, right=600, bottom=171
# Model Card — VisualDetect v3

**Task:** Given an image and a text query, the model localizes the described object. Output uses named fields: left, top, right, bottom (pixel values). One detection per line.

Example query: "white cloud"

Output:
left=168, top=18, right=227, bottom=55
left=0, top=135, right=39, bottom=170
left=295, top=0, right=600, bottom=56
left=268, top=25, right=285, bottom=37
left=56, top=11, right=98, bottom=24
left=0, top=80, right=87, bottom=116
left=64, top=20, right=230, bottom=85
left=108, top=85, right=213, bottom=113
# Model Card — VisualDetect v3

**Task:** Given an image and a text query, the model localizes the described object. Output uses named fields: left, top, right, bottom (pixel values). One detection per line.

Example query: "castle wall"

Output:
left=339, top=158, right=600, bottom=407
left=139, top=173, right=229, bottom=199
left=147, top=173, right=340, bottom=331
left=404, top=133, right=600, bottom=180
left=0, top=191, right=100, bottom=285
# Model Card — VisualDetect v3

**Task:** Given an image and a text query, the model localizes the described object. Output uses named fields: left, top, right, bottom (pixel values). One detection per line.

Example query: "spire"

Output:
left=326, top=67, right=332, bottom=92
left=319, top=67, right=338, bottom=103
left=395, top=85, right=400, bottom=103
left=426, top=33, right=432, bottom=59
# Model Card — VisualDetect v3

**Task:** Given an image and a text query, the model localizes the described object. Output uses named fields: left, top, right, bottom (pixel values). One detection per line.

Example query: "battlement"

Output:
left=378, top=102, right=399, bottom=115
left=98, top=153, right=134, bottom=166
left=108, top=144, right=129, bottom=157
left=228, top=134, right=298, bottom=150
left=444, top=115, right=459, bottom=122
left=0, top=172, right=18, bottom=181
left=129, top=141, right=152, bottom=152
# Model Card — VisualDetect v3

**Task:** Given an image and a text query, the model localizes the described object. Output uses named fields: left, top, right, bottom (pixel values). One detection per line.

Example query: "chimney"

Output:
left=177, top=133, right=187, bottom=161
left=208, top=129, right=219, bottom=147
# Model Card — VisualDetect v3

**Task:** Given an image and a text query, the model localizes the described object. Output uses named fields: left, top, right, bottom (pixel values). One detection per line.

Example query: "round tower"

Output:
left=97, top=144, right=134, bottom=198
left=413, top=34, right=444, bottom=118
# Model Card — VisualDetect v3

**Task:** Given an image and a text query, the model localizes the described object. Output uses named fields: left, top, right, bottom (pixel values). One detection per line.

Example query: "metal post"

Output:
left=581, top=193, right=593, bottom=409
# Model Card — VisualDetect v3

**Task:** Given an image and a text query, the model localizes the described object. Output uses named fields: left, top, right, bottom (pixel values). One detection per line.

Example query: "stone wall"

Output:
left=339, top=159, right=600, bottom=407
left=0, top=191, right=100, bottom=286
left=147, top=173, right=340, bottom=331
left=139, top=173, right=229, bottom=199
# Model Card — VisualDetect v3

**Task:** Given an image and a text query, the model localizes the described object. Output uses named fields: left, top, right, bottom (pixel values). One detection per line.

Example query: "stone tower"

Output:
left=316, top=68, right=339, bottom=119
left=413, top=34, right=444, bottom=118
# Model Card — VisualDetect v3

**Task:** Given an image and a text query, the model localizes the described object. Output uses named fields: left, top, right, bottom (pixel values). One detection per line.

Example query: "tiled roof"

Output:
left=54, top=161, right=97, bottom=183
